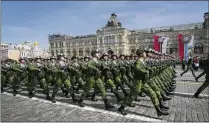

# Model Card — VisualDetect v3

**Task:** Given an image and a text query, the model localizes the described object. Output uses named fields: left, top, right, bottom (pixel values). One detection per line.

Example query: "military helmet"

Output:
left=71, top=55, right=78, bottom=60
left=5, top=58, right=17, bottom=63
left=136, top=49, right=146, bottom=56
left=125, top=55, right=130, bottom=58
left=50, top=56, right=56, bottom=60
left=84, top=55, right=90, bottom=59
left=79, top=57, right=84, bottom=60
left=119, top=54, right=126, bottom=58
left=91, top=49, right=100, bottom=56
left=57, top=53, right=65, bottom=60
left=111, top=53, right=118, bottom=59
left=101, top=53, right=109, bottom=59
left=35, top=57, right=41, bottom=60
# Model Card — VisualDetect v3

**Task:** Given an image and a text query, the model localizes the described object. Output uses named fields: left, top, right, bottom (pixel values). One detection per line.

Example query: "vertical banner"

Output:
left=178, top=34, right=184, bottom=60
left=162, top=37, right=169, bottom=54
left=188, top=35, right=194, bottom=49
left=153, top=35, right=160, bottom=51
left=184, top=43, right=188, bottom=62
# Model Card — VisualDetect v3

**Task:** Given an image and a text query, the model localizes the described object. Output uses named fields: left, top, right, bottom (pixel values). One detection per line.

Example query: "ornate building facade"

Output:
left=48, top=12, right=209, bottom=58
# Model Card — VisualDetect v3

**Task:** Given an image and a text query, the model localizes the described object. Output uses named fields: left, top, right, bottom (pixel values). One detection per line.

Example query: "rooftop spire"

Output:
left=105, top=12, right=122, bottom=27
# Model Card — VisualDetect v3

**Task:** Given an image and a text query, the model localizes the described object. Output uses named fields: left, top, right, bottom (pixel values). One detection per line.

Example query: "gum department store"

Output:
left=48, top=12, right=209, bottom=58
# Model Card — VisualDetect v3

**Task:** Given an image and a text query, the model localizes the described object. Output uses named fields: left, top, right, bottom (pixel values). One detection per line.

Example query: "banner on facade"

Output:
left=161, top=37, right=170, bottom=54
left=178, top=34, right=184, bottom=60
left=153, top=35, right=160, bottom=51
left=188, top=35, right=195, bottom=49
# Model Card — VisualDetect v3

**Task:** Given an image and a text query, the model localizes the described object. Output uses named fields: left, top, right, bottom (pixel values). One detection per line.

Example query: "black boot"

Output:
left=71, top=94, right=77, bottom=103
left=43, top=90, right=46, bottom=94
left=159, top=100, right=170, bottom=109
left=118, top=105, right=127, bottom=116
left=28, top=92, right=33, bottom=98
left=65, top=91, right=69, bottom=98
left=91, top=93, right=98, bottom=102
left=78, top=99, right=84, bottom=107
left=104, top=98, right=114, bottom=109
left=13, top=90, right=17, bottom=96
left=51, top=93, right=56, bottom=103
left=46, top=93, right=51, bottom=101
left=195, top=77, right=198, bottom=82
left=1, top=87, right=4, bottom=93
left=155, top=105, right=169, bottom=116
left=165, top=89, right=174, bottom=96
left=162, top=93, right=172, bottom=101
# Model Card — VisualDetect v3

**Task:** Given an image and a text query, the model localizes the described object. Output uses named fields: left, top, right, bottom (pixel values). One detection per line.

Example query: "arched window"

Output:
left=79, top=48, right=83, bottom=56
left=194, top=43, right=203, bottom=54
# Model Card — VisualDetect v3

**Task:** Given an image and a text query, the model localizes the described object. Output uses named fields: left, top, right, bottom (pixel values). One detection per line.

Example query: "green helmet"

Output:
left=91, top=49, right=99, bottom=56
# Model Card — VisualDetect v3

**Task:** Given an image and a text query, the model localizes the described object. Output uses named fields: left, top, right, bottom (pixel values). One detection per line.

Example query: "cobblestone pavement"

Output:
left=1, top=66, right=209, bottom=122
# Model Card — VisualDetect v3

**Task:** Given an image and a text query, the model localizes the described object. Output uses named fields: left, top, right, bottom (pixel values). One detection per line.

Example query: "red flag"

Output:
left=178, top=34, right=184, bottom=60
left=153, top=35, right=160, bottom=51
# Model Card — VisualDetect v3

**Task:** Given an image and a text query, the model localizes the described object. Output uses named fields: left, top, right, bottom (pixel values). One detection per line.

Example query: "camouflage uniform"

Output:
left=78, top=50, right=114, bottom=109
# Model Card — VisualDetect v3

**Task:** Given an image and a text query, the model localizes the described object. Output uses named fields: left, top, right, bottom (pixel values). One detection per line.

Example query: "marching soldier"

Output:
left=193, top=54, right=209, bottom=98
left=78, top=50, right=114, bottom=109
left=51, top=54, right=77, bottom=103
left=118, top=49, right=169, bottom=116
left=101, top=53, right=123, bottom=103
left=180, top=56, right=196, bottom=77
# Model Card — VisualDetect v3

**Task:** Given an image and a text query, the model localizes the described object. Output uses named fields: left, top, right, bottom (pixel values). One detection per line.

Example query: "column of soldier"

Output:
left=1, top=48, right=178, bottom=116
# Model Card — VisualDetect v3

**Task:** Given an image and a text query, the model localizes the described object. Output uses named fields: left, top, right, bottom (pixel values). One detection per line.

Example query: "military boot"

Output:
left=165, top=89, right=174, bottom=96
left=71, top=93, right=77, bottom=103
left=46, top=92, right=51, bottom=101
left=159, top=100, right=170, bottom=109
left=28, top=92, right=34, bottom=98
left=162, top=93, right=172, bottom=101
left=65, top=91, right=69, bottom=98
left=118, top=105, right=127, bottom=116
left=51, top=93, right=56, bottom=103
left=195, top=77, right=199, bottom=82
left=91, top=93, right=98, bottom=102
left=193, top=90, right=202, bottom=98
left=78, top=99, right=84, bottom=107
left=1, top=87, right=4, bottom=93
left=13, top=90, right=17, bottom=96
left=103, top=98, right=114, bottom=109
left=155, top=105, right=169, bottom=116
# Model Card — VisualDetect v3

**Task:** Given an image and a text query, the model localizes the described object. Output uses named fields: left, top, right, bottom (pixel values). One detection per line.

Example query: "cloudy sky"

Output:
left=2, top=1, right=208, bottom=49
